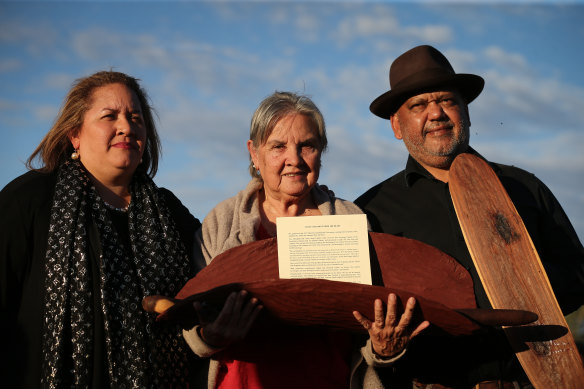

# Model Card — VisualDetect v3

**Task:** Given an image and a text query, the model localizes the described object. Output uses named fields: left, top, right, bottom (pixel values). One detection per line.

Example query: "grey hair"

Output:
left=248, top=91, right=327, bottom=179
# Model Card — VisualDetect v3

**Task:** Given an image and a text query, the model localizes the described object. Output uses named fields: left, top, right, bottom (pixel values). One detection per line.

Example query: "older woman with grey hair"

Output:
left=183, top=91, right=428, bottom=389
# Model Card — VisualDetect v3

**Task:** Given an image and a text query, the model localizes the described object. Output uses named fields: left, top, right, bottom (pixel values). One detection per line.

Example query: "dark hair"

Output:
left=26, top=71, right=161, bottom=177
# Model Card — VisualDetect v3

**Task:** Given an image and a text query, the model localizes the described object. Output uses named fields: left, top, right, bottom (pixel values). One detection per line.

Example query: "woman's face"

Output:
left=70, top=83, right=146, bottom=183
left=248, top=113, right=322, bottom=202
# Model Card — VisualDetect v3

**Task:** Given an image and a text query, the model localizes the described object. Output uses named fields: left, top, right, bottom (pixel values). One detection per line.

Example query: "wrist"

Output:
left=372, top=343, right=403, bottom=360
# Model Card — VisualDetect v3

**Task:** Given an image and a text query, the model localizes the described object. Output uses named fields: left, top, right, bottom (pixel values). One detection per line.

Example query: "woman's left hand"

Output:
left=194, top=290, right=262, bottom=349
left=353, top=293, right=430, bottom=358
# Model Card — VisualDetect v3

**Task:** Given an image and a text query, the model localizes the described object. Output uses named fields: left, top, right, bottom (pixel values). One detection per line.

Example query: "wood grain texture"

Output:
left=164, top=279, right=479, bottom=335
left=370, top=232, right=475, bottom=309
left=153, top=232, right=534, bottom=335
left=450, top=153, right=584, bottom=388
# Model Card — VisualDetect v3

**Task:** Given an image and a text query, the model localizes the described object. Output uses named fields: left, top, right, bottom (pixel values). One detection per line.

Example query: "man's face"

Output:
left=390, top=89, right=470, bottom=170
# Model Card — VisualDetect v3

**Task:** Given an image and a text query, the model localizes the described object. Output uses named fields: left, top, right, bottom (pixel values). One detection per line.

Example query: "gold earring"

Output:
left=71, top=149, right=79, bottom=160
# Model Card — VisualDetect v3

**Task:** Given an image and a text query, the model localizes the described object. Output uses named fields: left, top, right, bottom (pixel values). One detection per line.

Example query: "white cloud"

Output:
left=0, top=99, right=18, bottom=111
left=402, top=24, right=452, bottom=43
left=0, top=58, right=22, bottom=72
left=293, top=7, right=321, bottom=42
left=333, top=5, right=452, bottom=48
left=34, top=104, right=60, bottom=122
left=0, top=20, right=57, bottom=53
left=484, top=46, right=529, bottom=72
left=43, top=73, right=76, bottom=89
left=336, top=12, right=400, bottom=42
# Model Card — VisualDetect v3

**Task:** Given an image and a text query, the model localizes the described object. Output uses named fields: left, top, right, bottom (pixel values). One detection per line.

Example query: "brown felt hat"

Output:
left=370, top=45, right=485, bottom=119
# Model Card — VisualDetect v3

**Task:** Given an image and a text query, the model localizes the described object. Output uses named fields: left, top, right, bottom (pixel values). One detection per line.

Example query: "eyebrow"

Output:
left=266, top=138, right=284, bottom=145
left=266, top=135, right=318, bottom=144
left=409, top=92, right=457, bottom=103
left=100, top=107, right=143, bottom=114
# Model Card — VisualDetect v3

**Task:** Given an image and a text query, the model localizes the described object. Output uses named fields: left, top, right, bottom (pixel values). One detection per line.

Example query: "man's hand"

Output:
left=353, top=293, right=430, bottom=358
left=194, top=290, right=263, bottom=348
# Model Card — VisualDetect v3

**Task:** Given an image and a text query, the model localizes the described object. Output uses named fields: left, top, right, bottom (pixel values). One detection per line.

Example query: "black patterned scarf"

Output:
left=41, top=159, right=194, bottom=388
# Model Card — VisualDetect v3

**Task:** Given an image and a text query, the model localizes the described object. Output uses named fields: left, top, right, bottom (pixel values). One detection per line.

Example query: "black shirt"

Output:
left=355, top=149, right=584, bottom=385
left=0, top=170, right=205, bottom=388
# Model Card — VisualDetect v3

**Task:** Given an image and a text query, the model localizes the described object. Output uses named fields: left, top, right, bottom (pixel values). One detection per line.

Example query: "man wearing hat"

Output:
left=355, top=45, right=584, bottom=388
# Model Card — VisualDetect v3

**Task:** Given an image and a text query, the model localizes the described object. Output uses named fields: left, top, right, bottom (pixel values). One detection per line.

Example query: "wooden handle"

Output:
left=142, top=295, right=177, bottom=314
left=456, top=308, right=538, bottom=327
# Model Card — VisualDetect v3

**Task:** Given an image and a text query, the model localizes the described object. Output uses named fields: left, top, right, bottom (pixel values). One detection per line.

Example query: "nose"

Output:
left=427, top=101, right=447, bottom=120
left=285, top=146, right=302, bottom=165
left=117, top=115, right=135, bottom=137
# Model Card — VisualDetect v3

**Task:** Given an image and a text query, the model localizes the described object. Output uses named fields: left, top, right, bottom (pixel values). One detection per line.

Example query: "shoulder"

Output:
left=0, top=171, right=55, bottom=263
left=311, top=184, right=363, bottom=216
left=204, top=179, right=262, bottom=224
left=331, top=196, right=365, bottom=216
left=354, top=170, right=407, bottom=208
left=0, top=170, right=57, bottom=209
left=491, top=161, right=539, bottom=181
left=198, top=180, right=262, bottom=261
left=157, top=186, right=202, bottom=233
left=1, top=170, right=56, bottom=195
left=158, top=187, right=197, bottom=216
left=489, top=161, right=550, bottom=200
left=204, top=190, right=242, bottom=223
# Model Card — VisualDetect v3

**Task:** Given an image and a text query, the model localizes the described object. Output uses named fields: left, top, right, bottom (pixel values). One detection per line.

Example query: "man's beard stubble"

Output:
left=401, top=118, right=470, bottom=169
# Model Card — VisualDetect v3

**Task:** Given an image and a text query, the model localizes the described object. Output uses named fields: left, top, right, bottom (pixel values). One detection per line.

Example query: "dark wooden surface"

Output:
left=450, top=152, right=584, bottom=388
left=153, top=232, right=533, bottom=335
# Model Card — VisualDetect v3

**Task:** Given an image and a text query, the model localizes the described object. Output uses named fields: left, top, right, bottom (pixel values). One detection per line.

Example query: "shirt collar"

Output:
left=403, top=146, right=487, bottom=187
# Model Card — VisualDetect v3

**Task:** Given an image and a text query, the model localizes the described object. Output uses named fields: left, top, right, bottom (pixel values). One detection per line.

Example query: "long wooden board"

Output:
left=449, top=153, right=584, bottom=388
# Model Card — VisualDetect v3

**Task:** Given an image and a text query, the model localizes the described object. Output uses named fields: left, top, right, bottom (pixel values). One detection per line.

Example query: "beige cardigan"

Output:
left=184, top=178, right=402, bottom=389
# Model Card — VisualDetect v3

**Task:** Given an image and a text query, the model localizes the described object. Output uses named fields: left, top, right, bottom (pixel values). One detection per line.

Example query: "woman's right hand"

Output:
left=353, top=293, right=429, bottom=358
left=194, top=290, right=263, bottom=348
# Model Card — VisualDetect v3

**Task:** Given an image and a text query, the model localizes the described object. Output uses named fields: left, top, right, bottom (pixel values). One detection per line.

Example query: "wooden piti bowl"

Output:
left=143, top=232, right=536, bottom=335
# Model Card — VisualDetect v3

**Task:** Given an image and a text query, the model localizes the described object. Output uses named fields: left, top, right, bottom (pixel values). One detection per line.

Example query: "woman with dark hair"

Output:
left=0, top=71, right=205, bottom=388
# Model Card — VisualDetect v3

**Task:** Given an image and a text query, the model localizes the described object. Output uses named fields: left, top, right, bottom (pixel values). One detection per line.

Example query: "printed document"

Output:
left=276, top=214, right=371, bottom=285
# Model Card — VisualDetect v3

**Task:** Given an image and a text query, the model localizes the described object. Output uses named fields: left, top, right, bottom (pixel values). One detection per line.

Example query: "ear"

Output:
left=68, top=130, right=80, bottom=149
left=247, top=140, right=258, bottom=167
left=390, top=114, right=403, bottom=140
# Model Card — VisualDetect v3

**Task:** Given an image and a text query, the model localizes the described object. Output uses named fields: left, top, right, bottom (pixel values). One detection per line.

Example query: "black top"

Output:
left=355, top=149, right=584, bottom=385
left=0, top=170, right=204, bottom=388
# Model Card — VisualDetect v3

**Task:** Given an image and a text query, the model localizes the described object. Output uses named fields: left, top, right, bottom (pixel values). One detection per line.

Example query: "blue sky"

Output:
left=1, top=1, right=583, bottom=241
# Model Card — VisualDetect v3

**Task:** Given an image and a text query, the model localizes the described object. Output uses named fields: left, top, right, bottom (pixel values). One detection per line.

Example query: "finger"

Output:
left=397, top=296, right=416, bottom=329
left=374, top=298, right=385, bottom=328
left=213, top=292, right=238, bottom=326
left=353, top=311, right=372, bottom=330
left=231, top=290, right=248, bottom=314
left=227, top=290, right=252, bottom=327
left=385, top=293, right=398, bottom=327
left=222, top=291, right=238, bottom=310
left=240, top=304, right=263, bottom=334
left=240, top=297, right=260, bottom=320
left=410, top=320, right=431, bottom=338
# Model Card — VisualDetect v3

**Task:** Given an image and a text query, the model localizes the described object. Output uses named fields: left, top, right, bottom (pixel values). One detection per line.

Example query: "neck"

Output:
left=409, top=145, right=470, bottom=183
left=87, top=171, right=132, bottom=208
left=261, top=190, right=318, bottom=217
left=422, top=163, right=451, bottom=183
left=258, top=189, right=321, bottom=236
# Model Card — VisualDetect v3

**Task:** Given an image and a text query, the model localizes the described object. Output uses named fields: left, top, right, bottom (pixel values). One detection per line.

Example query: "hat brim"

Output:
left=146, top=233, right=535, bottom=336
left=370, top=73, right=484, bottom=120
